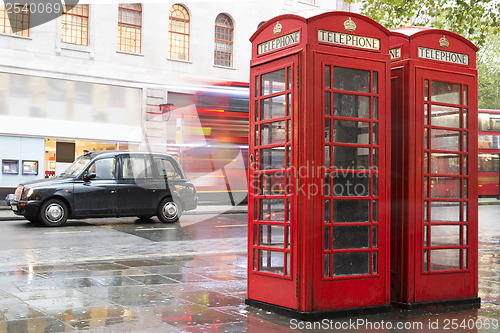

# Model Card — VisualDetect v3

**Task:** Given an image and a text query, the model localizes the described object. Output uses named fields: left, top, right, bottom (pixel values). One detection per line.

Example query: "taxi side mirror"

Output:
left=84, top=173, right=97, bottom=182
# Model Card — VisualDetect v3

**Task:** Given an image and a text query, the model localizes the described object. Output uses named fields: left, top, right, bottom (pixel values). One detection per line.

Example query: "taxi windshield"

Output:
left=59, top=155, right=93, bottom=177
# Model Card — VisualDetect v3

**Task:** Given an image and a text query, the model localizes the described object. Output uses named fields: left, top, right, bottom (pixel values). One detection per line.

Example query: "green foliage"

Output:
left=347, top=0, right=500, bottom=109
left=477, top=33, right=500, bottom=109
left=349, top=0, right=500, bottom=48
left=478, top=62, right=500, bottom=109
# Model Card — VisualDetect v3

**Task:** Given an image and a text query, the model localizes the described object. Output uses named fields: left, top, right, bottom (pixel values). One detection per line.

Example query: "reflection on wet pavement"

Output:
left=1, top=246, right=498, bottom=333
left=0, top=220, right=499, bottom=331
left=0, top=254, right=250, bottom=332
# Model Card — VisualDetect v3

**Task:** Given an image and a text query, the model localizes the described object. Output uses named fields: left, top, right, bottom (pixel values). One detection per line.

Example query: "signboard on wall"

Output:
left=56, top=142, right=76, bottom=163
left=0, top=72, right=142, bottom=143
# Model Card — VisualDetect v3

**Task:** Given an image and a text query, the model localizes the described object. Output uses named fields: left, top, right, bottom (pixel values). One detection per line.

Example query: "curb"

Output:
left=186, top=210, right=248, bottom=215
left=1, top=216, right=25, bottom=221
left=0, top=208, right=248, bottom=222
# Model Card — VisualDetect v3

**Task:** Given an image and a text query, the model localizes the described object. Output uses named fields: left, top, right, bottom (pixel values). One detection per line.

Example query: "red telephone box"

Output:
left=246, top=12, right=391, bottom=319
left=389, top=27, right=480, bottom=308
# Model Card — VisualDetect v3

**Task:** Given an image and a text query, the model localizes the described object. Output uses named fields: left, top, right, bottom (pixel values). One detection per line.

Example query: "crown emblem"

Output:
left=344, top=17, right=356, bottom=32
left=273, top=21, right=282, bottom=35
left=439, top=36, right=449, bottom=48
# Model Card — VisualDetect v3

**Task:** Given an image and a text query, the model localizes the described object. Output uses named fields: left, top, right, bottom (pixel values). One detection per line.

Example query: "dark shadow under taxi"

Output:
left=10, top=151, right=198, bottom=227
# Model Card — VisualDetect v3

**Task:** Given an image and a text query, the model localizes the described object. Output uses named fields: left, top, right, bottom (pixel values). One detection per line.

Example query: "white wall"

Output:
left=0, top=1, right=284, bottom=86
left=0, top=1, right=357, bottom=86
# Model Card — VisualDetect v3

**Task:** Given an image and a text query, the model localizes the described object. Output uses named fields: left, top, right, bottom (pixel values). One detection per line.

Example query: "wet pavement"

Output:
left=0, top=204, right=248, bottom=221
left=0, top=204, right=498, bottom=332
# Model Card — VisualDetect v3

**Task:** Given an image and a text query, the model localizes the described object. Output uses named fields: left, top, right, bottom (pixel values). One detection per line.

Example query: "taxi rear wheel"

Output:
left=157, top=198, right=182, bottom=223
left=39, top=199, right=68, bottom=227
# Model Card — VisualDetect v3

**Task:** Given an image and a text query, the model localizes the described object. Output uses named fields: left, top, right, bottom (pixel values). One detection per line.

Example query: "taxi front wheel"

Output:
left=39, top=199, right=68, bottom=227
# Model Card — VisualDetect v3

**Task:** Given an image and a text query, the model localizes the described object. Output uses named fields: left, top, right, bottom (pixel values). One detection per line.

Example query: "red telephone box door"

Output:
left=313, top=54, right=390, bottom=309
left=248, top=54, right=298, bottom=309
left=415, top=68, right=477, bottom=302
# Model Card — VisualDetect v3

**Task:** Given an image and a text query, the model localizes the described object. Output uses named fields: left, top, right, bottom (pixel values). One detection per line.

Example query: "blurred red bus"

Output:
left=478, top=109, right=500, bottom=196
left=427, top=152, right=463, bottom=198
left=175, top=82, right=250, bottom=204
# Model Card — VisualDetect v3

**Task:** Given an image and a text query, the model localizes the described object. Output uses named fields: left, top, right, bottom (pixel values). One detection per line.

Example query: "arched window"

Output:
left=61, top=4, right=89, bottom=46
left=169, top=4, right=190, bottom=61
left=0, top=5, right=29, bottom=37
left=118, top=4, right=142, bottom=53
left=214, top=14, right=233, bottom=67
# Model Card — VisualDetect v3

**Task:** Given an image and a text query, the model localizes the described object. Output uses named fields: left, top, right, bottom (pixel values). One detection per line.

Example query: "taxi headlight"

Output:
left=14, top=186, right=23, bottom=201
left=23, top=188, right=34, bottom=199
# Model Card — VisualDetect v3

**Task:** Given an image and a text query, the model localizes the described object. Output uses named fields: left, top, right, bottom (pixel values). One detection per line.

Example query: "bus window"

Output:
left=479, top=154, right=499, bottom=172
left=229, top=95, right=250, bottom=112
left=479, top=113, right=491, bottom=131
left=198, top=92, right=227, bottom=111
left=492, top=117, right=500, bottom=132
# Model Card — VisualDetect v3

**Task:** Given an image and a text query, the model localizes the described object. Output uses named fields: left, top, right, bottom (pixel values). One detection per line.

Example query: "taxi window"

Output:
left=122, top=155, right=153, bottom=179
left=88, top=158, right=116, bottom=180
left=155, top=158, right=181, bottom=180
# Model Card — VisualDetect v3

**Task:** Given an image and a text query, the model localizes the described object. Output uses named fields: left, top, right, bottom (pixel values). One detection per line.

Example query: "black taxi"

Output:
left=11, top=151, right=198, bottom=227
